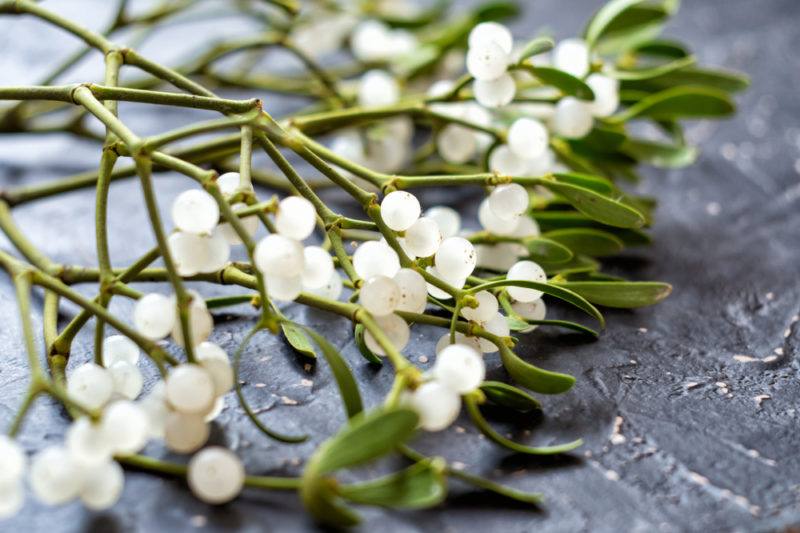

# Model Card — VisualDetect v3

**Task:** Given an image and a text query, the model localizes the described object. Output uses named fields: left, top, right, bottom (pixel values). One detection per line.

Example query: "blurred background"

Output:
left=1, top=1, right=799, bottom=531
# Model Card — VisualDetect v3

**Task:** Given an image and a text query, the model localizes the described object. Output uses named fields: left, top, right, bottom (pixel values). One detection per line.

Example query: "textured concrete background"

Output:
left=1, top=0, right=799, bottom=531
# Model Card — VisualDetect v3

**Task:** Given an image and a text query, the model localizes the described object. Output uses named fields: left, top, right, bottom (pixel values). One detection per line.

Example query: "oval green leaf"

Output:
left=480, top=381, right=541, bottom=412
left=354, top=323, right=383, bottom=365
left=621, top=138, right=697, bottom=168
left=339, top=459, right=446, bottom=509
left=524, top=65, right=595, bottom=100
left=517, top=36, right=555, bottom=62
left=498, top=344, right=576, bottom=394
left=544, top=228, right=625, bottom=257
left=525, top=237, right=573, bottom=264
left=281, top=321, right=317, bottom=359
left=553, top=281, right=672, bottom=308
left=540, top=180, right=646, bottom=229
left=584, top=0, right=649, bottom=47
left=553, top=171, right=616, bottom=194
left=608, top=86, right=735, bottom=124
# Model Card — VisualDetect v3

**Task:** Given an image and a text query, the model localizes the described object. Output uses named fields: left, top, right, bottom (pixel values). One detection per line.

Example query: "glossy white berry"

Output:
left=275, top=196, right=317, bottom=241
left=164, top=412, right=209, bottom=454
left=508, top=118, right=548, bottom=160
left=168, top=231, right=207, bottom=277
left=68, top=363, right=113, bottom=410
left=79, top=459, right=124, bottom=510
left=172, top=189, right=219, bottom=235
left=438, top=124, right=477, bottom=163
left=218, top=203, right=258, bottom=245
left=309, top=270, right=343, bottom=301
left=489, top=183, right=529, bottom=221
left=364, top=313, right=410, bottom=355
left=254, top=234, right=305, bottom=274
left=381, top=191, right=420, bottom=232
left=140, top=385, right=169, bottom=440
left=586, top=73, right=620, bottom=117
left=301, top=246, right=334, bottom=289
left=0, top=436, right=26, bottom=486
left=201, top=229, right=230, bottom=273
left=187, top=447, right=245, bottom=505
left=435, top=237, right=477, bottom=280
left=103, top=400, right=150, bottom=456
left=512, top=299, right=546, bottom=331
left=0, top=480, right=23, bottom=518
left=507, top=260, right=547, bottom=302
left=360, top=276, right=400, bottom=316
left=29, top=446, right=82, bottom=505
left=468, top=22, right=513, bottom=54
left=511, top=216, right=541, bottom=239
left=358, top=70, right=399, bottom=107
left=134, top=293, right=175, bottom=340
left=461, top=290, right=499, bottom=323
left=434, top=344, right=485, bottom=393
left=404, top=217, right=442, bottom=258
left=473, top=72, right=516, bottom=108
left=479, top=312, right=511, bottom=353
left=102, top=335, right=139, bottom=368
left=204, top=396, right=225, bottom=422
left=489, top=144, right=529, bottom=176
left=166, top=364, right=215, bottom=415
left=435, top=332, right=482, bottom=355
left=552, top=97, right=593, bottom=139
left=478, top=197, right=520, bottom=236
left=171, top=294, right=213, bottom=347
left=196, top=342, right=233, bottom=396
left=109, top=361, right=143, bottom=400
left=466, top=41, right=509, bottom=81
left=393, top=268, right=428, bottom=313
left=66, top=417, right=113, bottom=466
left=553, top=38, right=590, bottom=78
left=351, top=20, right=392, bottom=62
left=265, top=273, right=303, bottom=302
left=216, top=171, right=251, bottom=197
left=425, top=266, right=465, bottom=300
left=353, top=240, right=400, bottom=279
left=425, top=206, right=460, bottom=238
left=407, top=381, right=461, bottom=431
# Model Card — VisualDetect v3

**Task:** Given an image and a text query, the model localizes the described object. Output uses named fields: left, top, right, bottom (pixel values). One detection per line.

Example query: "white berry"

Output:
left=468, top=22, right=513, bottom=54
left=587, top=73, right=620, bottom=117
left=171, top=189, right=219, bottom=235
left=552, top=97, right=593, bottom=139
left=79, top=459, right=124, bottom=510
left=29, top=446, right=83, bottom=505
left=466, top=41, right=509, bottom=81
left=109, top=360, right=143, bottom=400
left=434, top=344, right=485, bottom=393
left=188, top=447, right=245, bottom=504
left=364, top=313, right=410, bottom=355
left=353, top=240, right=400, bottom=279
left=381, top=191, right=421, bottom=231
left=103, top=400, right=149, bottom=456
left=360, top=275, right=400, bottom=316
left=508, top=118, right=548, bottom=160
left=407, top=382, right=461, bottom=431
left=133, top=293, right=175, bottom=340
left=275, top=196, right=317, bottom=241
left=164, top=412, right=209, bottom=454
left=68, top=363, right=113, bottom=410
left=166, top=364, right=215, bottom=415
left=358, top=70, right=400, bottom=107
left=196, top=341, right=233, bottom=396
left=553, top=38, right=590, bottom=78
left=474, top=72, right=516, bottom=108
left=489, top=183, right=530, bottom=221
left=461, top=290, right=499, bottom=323
left=301, top=246, right=334, bottom=289
left=507, top=260, right=547, bottom=302
left=435, top=237, right=477, bottom=280
left=425, top=206, right=460, bottom=238
left=404, top=217, right=442, bottom=258
left=254, top=234, right=305, bottom=274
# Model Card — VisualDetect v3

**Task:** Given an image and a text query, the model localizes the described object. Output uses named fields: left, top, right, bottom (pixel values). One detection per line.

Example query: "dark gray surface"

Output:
left=1, top=0, right=799, bottom=531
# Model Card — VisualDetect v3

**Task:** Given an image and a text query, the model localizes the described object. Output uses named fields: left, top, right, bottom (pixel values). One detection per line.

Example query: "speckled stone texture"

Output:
left=0, top=0, right=798, bottom=531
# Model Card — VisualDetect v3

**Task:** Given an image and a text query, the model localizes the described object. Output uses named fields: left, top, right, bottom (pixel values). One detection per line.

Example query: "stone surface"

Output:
left=1, top=0, right=799, bottom=531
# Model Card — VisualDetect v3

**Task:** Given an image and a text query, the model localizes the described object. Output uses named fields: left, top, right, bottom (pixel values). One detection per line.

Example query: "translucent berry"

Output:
left=478, top=197, right=520, bottom=236
left=468, top=21, right=513, bottom=54
left=216, top=171, right=251, bottom=197
left=358, top=70, right=399, bottom=107
left=196, top=342, right=233, bottom=396
left=466, top=41, right=509, bottom=81
left=489, top=144, right=529, bottom=176
left=0, top=480, right=23, bottom=518
left=393, top=268, right=428, bottom=313
left=140, top=385, right=169, bottom=440
left=353, top=240, right=400, bottom=279
left=425, top=265, right=465, bottom=300
left=166, top=364, right=215, bottom=415
left=308, top=270, right=343, bottom=301
left=0, top=436, right=26, bottom=485
left=479, top=312, right=511, bottom=353
left=552, top=97, right=593, bottom=139
left=437, top=124, right=477, bottom=164
left=102, top=335, right=139, bottom=368
left=474, top=72, right=516, bottom=108
left=265, top=273, right=303, bottom=302
left=29, top=446, right=82, bottom=505
left=275, top=196, right=317, bottom=241
left=109, top=361, right=143, bottom=400
left=205, top=396, right=225, bottom=422
left=508, top=118, right=548, bottom=160
left=164, top=412, right=209, bottom=454
left=511, top=299, right=546, bottom=331
left=404, top=217, right=442, bottom=258
left=218, top=203, right=259, bottom=245
left=360, top=276, right=400, bottom=316
left=407, top=382, right=461, bottom=431
left=364, top=313, right=410, bottom=355
left=171, top=189, right=219, bottom=235
left=103, top=400, right=149, bottom=456
left=381, top=191, right=421, bottom=231
left=433, top=344, right=485, bottom=393
left=187, top=447, right=245, bottom=505
left=435, top=237, right=477, bottom=280
left=79, top=460, right=124, bottom=510
left=301, top=246, right=334, bottom=289
left=425, top=206, right=460, bottom=239
left=171, top=294, right=213, bottom=347
left=489, top=183, right=530, bottom=221
left=66, top=417, right=114, bottom=465
left=134, top=292, right=175, bottom=340
left=254, top=234, right=305, bottom=274
left=553, top=38, right=590, bottom=78
left=586, top=73, right=619, bottom=117
left=67, top=363, right=113, bottom=410
left=461, top=290, right=499, bottom=323
left=435, top=332, right=482, bottom=355
left=168, top=231, right=207, bottom=277
left=507, top=260, right=547, bottom=302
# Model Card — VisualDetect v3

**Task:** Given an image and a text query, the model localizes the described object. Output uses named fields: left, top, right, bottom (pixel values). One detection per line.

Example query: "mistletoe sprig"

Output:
left=0, top=0, right=745, bottom=527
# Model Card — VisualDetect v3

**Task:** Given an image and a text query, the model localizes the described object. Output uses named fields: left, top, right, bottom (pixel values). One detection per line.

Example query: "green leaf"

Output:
left=634, top=39, right=690, bottom=58
left=621, top=138, right=697, bottom=168
left=466, top=396, right=583, bottom=453
left=623, top=66, right=750, bottom=93
left=516, top=36, right=555, bottom=62
left=393, top=44, right=441, bottom=78
left=299, top=325, right=363, bottom=419
left=354, top=324, right=383, bottom=365
left=524, top=237, right=573, bottom=264
left=553, top=171, right=616, bottom=195
left=523, top=66, right=595, bottom=100
left=524, top=319, right=600, bottom=337
left=498, top=344, right=576, bottom=394
left=301, top=481, right=362, bottom=528
left=540, top=180, right=646, bottom=229
left=480, top=381, right=541, bottom=412
left=571, top=126, right=628, bottom=154
left=595, top=18, right=665, bottom=55
left=474, top=0, right=519, bottom=22
left=469, top=278, right=605, bottom=327
left=584, top=0, right=651, bottom=47
left=608, top=86, right=735, bottom=124
left=607, top=55, right=696, bottom=81
left=544, top=228, right=625, bottom=257
left=339, top=459, right=447, bottom=509
left=315, top=407, right=419, bottom=475
left=281, top=321, right=317, bottom=359
left=553, top=281, right=672, bottom=308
